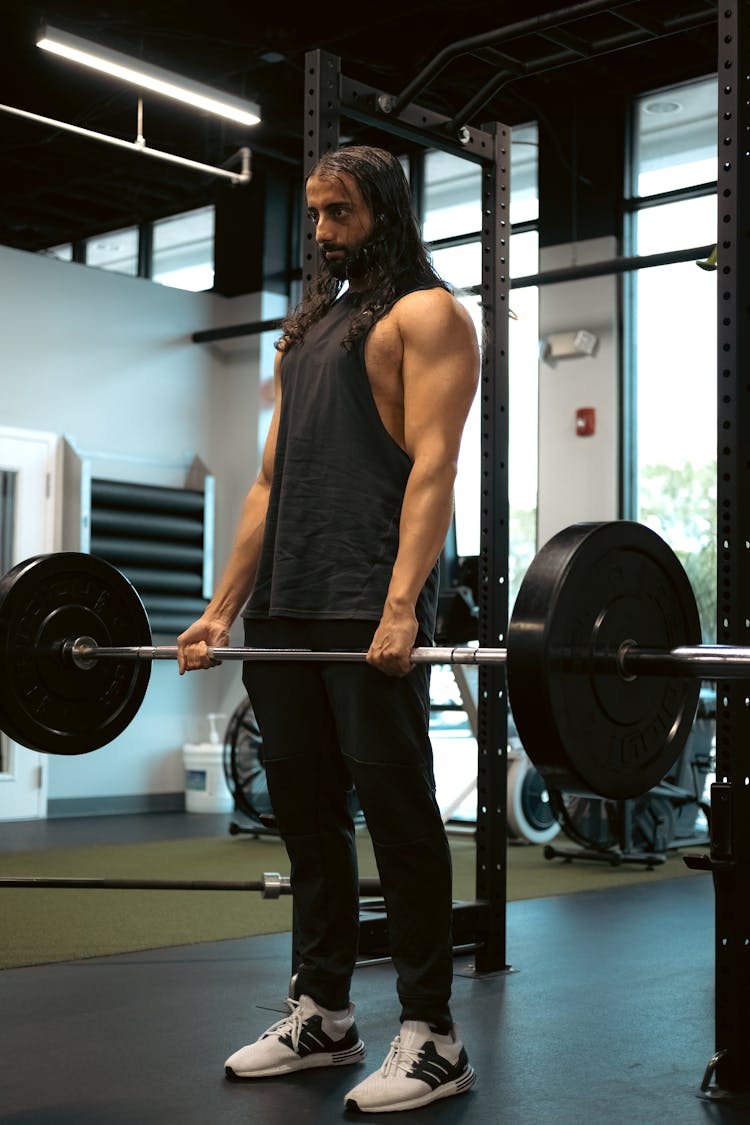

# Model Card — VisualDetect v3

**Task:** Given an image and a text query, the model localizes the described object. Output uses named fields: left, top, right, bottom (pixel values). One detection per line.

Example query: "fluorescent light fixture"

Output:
left=37, top=23, right=260, bottom=127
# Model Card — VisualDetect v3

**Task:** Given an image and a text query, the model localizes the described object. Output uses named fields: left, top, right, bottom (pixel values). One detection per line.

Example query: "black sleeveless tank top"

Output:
left=243, top=287, right=440, bottom=639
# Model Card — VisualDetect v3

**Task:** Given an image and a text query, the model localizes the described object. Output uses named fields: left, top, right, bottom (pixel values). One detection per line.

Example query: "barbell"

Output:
left=0, top=872, right=383, bottom=897
left=0, top=519, right=736, bottom=800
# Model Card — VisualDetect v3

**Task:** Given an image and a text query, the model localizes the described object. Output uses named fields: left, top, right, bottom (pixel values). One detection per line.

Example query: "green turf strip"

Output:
left=0, top=829, right=704, bottom=969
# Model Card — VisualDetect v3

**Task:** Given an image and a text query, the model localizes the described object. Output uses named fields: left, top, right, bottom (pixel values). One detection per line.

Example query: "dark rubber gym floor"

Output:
left=1, top=815, right=747, bottom=1124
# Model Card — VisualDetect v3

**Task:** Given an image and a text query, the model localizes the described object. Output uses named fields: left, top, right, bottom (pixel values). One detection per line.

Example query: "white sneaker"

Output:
left=225, top=994, right=365, bottom=1079
left=344, top=1020, right=475, bottom=1113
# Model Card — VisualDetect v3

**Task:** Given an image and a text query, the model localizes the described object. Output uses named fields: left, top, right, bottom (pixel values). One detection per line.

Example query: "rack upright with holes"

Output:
left=701, top=0, right=750, bottom=1103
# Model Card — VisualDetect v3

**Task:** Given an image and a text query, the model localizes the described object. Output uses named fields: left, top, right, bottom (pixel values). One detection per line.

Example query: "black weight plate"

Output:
left=0, top=552, right=152, bottom=755
left=507, top=521, right=702, bottom=800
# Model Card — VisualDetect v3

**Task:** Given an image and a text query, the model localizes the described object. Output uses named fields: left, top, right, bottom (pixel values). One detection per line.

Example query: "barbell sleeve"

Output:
left=618, top=643, right=750, bottom=680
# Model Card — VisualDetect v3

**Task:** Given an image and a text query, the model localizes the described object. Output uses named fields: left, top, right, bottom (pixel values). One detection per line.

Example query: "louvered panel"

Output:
left=89, top=477, right=212, bottom=637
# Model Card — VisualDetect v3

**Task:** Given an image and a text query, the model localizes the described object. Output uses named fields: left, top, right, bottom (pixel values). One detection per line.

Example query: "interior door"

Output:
left=0, top=426, right=58, bottom=820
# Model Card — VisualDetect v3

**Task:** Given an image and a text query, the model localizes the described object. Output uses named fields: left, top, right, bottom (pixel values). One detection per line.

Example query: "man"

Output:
left=177, top=144, right=480, bottom=1114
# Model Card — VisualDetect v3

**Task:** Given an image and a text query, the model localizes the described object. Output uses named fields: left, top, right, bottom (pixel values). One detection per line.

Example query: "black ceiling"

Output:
left=0, top=0, right=718, bottom=254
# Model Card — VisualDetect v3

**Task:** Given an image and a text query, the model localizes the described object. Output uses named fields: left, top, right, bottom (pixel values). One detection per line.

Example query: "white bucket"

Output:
left=182, top=741, right=234, bottom=813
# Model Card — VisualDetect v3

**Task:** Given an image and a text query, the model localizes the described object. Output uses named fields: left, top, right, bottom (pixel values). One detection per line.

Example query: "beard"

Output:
left=322, top=239, right=380, bottom=281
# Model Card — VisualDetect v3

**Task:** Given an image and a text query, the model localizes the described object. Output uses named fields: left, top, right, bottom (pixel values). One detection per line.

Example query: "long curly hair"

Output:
left=276, top=145, right=446, bottom=353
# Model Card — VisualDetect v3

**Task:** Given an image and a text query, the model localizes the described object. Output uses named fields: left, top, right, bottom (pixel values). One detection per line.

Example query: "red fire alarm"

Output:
left=576, top=407, right=596, bottom=436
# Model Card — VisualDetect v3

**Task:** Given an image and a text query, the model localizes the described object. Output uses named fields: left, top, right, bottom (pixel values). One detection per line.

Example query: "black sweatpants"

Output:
left=242, top=618, right=454, bottom=1030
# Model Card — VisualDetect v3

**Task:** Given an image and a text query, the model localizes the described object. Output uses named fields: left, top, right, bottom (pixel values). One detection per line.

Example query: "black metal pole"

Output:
left=511, top=244, right=715, bottom=289
left=192, top=317, right=284, bottom=344
left=474, top=121, right=511, bottom=974
left=702, top=0, right=750, bottom=1102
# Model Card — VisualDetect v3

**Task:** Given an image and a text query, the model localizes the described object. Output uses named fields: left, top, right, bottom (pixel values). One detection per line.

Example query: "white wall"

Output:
left=0, top=245, right=265, bottom=805
left=536, top=237, right=620, bottom=548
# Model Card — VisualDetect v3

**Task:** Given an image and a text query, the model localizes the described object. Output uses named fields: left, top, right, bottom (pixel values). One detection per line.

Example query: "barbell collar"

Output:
left=260, top=871, right=290, bottom=899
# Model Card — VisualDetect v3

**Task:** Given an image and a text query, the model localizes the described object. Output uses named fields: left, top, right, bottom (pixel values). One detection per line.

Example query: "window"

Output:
left=423, top=151, right=482, bottom=243
left=86, top=226, right=139, bottom=275
left=42, top=244, right=72, bottom=262
left=632, top=79, right=717, bottom=196
left=38, top=205, right=215, bottom=291
left=626, top=75, right=717, bottom=641
left=423, top=126, right=539, bottom=599
left=152, top=206, right=215, bottom=292
left=509, top=122, right=539, bottom=226
left=507, top=227, right=540, bottom=603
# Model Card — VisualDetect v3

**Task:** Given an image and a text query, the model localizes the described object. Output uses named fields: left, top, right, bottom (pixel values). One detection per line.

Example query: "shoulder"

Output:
left=391, top=286, right=478, bottom=346
left=391, top=285, right=466, bottom=322
left=392, top=284, right=454, bottom=316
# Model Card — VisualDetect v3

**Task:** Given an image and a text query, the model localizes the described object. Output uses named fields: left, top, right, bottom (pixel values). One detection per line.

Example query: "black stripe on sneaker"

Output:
left=406, top=1043, right=470, bottom=1091
left=278, top=1015, right=359, bottom=1060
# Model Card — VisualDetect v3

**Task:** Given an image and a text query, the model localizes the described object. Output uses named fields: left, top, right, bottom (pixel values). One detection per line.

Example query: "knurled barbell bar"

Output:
left=0, top=519, right=736, bottom=800
left=61, top=637, right=750, bottom=676
left=63, top=637, right=507, bottom=668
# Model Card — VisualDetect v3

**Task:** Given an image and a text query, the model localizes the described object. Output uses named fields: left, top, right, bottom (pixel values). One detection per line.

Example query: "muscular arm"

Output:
left=177, top=354, right=282, bottom=672
left=367, top=288, right=480, bottom=675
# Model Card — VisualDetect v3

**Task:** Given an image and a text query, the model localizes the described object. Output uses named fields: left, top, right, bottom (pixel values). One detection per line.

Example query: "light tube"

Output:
left=37, top=24, right=260, bottom=127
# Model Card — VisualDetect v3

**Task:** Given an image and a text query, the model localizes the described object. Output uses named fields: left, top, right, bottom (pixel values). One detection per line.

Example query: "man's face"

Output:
left=306, top=171, right=376, bottom=283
